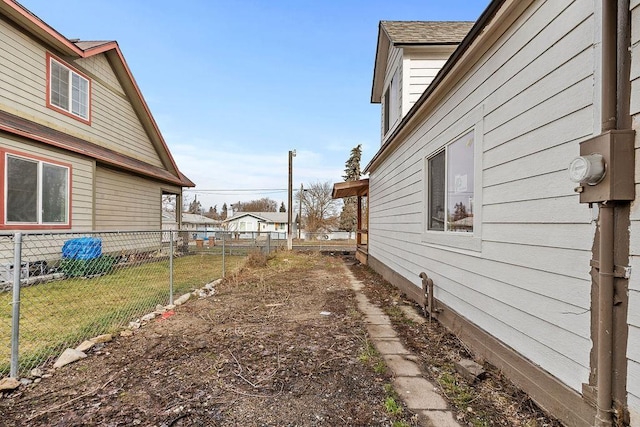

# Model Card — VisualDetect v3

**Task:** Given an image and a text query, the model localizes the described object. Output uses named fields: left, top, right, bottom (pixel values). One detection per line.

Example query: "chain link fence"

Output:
left=0, top=230, right=285, bottom=379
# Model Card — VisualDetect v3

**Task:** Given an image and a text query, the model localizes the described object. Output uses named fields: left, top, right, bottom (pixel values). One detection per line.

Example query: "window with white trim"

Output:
left=383, top=69, right=399, bottom=135
left=427, top=131, right=474, bottom=233
left=5, top=154, right=69, bottom=225
left=48, top=55, right=90, bottom=121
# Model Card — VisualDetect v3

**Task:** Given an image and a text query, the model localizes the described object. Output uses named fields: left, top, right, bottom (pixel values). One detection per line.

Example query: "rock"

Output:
left=41, top=374, right=53, bottom=379
left=20, top=378, right=32, bottom=386
left=75, top=340, right=95, bottom=353
left=155, top=304, right=165, bottom=312
left=454, top=358, right=486, bottom=383
left=53, top=348, right=87, bottom=369
left=165, top=304, right=176, bottom=310
left=30, top=368, right=43, bottom=378
left=120, top=330, right=134, bottom=337
left=92, top=334, right=113, bottom=344
left=128, top=321, right=141, bottom=329
left=174, top=293, right=190, bottom=306
left=0, top=378, right=20, bottom=391
left=141, top=312, right=156, bottom=322
left=34, top=378, right=41, bottom=384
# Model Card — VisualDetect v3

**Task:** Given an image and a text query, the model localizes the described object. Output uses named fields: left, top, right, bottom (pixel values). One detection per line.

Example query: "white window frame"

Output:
left=421, top=107, right=483, bottom=253
left=47, top=54, right=91, bottom=123
left=4, top=153, right=71, bottom=227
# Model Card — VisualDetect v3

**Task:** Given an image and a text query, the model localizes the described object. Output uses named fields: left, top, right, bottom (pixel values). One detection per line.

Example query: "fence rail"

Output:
left=0, top=230, right=282, bottom=378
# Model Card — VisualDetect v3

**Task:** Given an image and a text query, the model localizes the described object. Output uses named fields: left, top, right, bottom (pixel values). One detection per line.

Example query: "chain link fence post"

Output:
left=169, top=230, right=174, bottom=305
left=10, top=232, right=22, bottom=378
left=222, top=233, right=226, bottom=278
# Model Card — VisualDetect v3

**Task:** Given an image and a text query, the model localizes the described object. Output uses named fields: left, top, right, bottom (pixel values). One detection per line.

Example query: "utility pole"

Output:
left=298, top=183, right=303, bottom=239
left=287, top=150, right=296, bottom=250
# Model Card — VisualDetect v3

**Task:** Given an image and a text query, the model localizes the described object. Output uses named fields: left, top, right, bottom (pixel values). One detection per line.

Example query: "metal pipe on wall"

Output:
left=595, top=1, right=618, bottom=425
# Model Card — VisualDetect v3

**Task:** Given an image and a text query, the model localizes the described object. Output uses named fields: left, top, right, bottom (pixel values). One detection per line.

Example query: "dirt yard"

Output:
left=0, top=251, right=561, bottom=427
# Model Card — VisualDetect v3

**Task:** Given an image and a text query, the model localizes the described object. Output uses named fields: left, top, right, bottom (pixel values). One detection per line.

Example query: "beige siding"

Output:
left=0, top=17, right=164, bottom=168
left=0, top=133, right=94, bottom=231
left=369, top=0, right=596, bottom=393
left=94, top=167, right=162, bottom=231
left=628, top=0, right=640, bottom=423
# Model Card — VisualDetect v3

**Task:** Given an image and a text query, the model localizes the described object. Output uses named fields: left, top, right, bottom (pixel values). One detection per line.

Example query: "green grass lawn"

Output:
left=0, top=253, right=244, bottom=376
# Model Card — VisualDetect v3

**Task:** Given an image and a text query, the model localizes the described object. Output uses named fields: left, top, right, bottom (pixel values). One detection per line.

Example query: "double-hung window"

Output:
left=47, top=54, right=91, bottom=123
left=427, top=131, right=474, bottom=233
left=4, top=153, right=70, bottom=227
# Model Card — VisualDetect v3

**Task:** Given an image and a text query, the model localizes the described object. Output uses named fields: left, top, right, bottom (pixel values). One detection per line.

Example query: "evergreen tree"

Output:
left=339, top=144, right=362, bottom=235
left=188, top=196, right=202, bottom=214
left=221, top=203, right=228, bottom=220
left=279, top=202, right=286, bottom=212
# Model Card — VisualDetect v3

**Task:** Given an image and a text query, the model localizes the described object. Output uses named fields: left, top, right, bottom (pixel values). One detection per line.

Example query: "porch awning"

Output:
left=332, top=179, right=369, bottom=198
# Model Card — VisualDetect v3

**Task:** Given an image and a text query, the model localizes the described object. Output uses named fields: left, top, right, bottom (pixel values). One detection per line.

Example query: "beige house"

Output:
left=0, top=0, right=193, bottom=233
left=337, top=1, right=640, bottom=426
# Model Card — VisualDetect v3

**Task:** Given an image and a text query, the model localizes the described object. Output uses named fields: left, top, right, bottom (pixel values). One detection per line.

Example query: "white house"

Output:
left=224, top=212, right=288, bottom=236
left=180, top=213, right=220, bottom=239
left=337, top=1, right=640, bottom=426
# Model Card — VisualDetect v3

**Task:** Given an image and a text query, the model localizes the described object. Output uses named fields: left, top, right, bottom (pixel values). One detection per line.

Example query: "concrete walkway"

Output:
left=344, top=266, right=461, bottom=427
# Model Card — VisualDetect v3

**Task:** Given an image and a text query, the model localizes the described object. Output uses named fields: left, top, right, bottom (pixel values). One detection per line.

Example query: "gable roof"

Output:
left=0, top=0, right=193, bottom=187
left=0, top=110, right=194, bottom=186
left=372, top=21, right=474, bottom=103
left=367, top=0, right=507, bottom=172
left=380, top=21, right=474, bottom=45
left=224, top=212, right=289, bottom=224
left=181, top=213, right=219, bottom=225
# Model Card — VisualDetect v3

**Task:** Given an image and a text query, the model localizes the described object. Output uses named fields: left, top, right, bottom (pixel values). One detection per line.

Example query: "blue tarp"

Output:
left=62, top=237, right=102, bottom=260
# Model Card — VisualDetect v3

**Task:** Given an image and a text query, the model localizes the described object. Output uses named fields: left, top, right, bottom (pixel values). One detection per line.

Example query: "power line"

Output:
left=184, top=188, right=287, bottom=193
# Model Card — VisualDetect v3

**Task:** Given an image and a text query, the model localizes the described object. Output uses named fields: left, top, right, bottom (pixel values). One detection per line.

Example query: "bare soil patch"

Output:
left=349, top=259, right=563, bottom=427
left=0, top=252, right=563, bottom=427
left=0, top=252, right=417, bottom=427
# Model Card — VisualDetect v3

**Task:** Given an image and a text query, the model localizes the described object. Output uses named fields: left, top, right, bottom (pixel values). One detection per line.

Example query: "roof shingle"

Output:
left=380, top=21, right=474, bottom=45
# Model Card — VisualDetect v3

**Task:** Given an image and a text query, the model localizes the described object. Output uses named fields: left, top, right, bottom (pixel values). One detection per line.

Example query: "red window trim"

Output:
left=0, top=148, right=73, bottom=230
left=45, top=52, right=92, bottom=125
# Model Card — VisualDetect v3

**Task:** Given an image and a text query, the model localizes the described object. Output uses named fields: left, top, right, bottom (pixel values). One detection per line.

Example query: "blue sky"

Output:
left=22, top=0, right=489, bottom=212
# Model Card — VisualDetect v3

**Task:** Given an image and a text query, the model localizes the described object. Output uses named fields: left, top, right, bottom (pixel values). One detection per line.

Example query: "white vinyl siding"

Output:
left=404, top=50, right=453, bottom=108
left=626, top=0, right=640, bottom=423
left=0, top=17, right=164, bottom=168
left=94, top=167, right=164, bottom=231
left=368, top=0, right=596, bottom=393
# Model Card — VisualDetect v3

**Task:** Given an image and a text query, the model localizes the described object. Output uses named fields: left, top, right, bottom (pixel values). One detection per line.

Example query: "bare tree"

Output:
left=233, top=198, right=278, bottom=212
left=298, top=181, right=340, bottom=234
left=162, top=195, right=176, bottom=213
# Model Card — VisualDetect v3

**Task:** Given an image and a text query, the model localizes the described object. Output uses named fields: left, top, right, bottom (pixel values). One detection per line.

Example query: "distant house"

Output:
left=181, top=213, right=220, bottom=239
left=224, top=212, right=288, bottom=236
left=333, top=2, right=640, bottom=426
left=0, top=0, right=193, bottom=233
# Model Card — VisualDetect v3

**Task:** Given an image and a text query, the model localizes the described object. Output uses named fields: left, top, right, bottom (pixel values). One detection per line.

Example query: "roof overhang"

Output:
left=332, top=179, right=369, bottom=199
left=0, top=0, right=193, bottom=187
left=371, top=23, right=391, bottom=103
left=365, top=0, right=520, bottom=174
left=0, top=110, right=194, bottom=187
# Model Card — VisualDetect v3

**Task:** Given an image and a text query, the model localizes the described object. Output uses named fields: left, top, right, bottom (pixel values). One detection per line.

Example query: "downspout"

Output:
left=595, top=1, right=618, bottom=425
